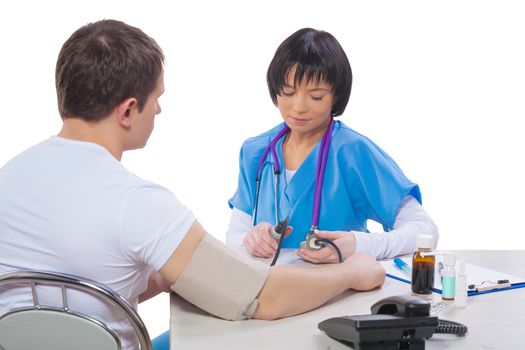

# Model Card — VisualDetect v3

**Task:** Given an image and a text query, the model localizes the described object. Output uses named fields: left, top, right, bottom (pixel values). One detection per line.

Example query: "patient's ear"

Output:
left=116, top=98, right=138, bottom=128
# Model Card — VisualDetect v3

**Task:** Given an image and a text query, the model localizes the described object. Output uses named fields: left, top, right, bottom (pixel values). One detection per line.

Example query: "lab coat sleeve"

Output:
left=353, top=196, right=439, bottom=259
left=225, top=207, right=252, bottom=250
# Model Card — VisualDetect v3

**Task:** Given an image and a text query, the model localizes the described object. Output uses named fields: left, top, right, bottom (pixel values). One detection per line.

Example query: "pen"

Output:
left=468, top=280, right=511, bottom=292
left=393, top=258, right=412, bottom=277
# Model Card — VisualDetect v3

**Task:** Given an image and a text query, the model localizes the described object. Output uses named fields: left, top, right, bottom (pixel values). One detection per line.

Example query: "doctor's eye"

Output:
left=280, top=88, right=295, bottom=97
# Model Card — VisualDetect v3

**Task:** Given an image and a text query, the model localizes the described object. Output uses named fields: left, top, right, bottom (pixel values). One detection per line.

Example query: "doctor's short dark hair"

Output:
left=267, top=28, right=352, bottom=117
left=55, top=19, right=164, bottom=121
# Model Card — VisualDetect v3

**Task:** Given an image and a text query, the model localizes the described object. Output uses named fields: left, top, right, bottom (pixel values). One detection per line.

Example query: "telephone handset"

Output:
left=371, top=294, right=431, bottom=317
left=318, top=294, right=467, bottom=350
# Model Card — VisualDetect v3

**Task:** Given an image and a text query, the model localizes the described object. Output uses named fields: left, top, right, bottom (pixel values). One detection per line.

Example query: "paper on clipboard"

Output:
left=381, top=257, right=525, bottom=296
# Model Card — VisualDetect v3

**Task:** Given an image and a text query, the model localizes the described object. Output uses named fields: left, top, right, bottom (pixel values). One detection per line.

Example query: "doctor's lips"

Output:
left=288, top=116, right=310, bottom=123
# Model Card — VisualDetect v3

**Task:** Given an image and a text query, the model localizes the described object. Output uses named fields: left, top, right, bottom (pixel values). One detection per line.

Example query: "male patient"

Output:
left=0, top=19, right=385, bottom=350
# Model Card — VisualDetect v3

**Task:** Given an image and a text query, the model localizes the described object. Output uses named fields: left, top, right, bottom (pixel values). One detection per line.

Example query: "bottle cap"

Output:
left=444, top=253, right=456, bottom=266
left=416, top=234, right=434, bottom=249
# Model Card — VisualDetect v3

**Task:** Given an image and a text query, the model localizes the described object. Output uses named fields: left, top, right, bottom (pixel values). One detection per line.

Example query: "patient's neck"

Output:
left=58, top=117, right=123, bottom=161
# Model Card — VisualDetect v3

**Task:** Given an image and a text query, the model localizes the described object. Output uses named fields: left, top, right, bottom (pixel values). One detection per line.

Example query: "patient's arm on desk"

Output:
left=159, top=220, right=385, bottom=321
left=254, top=253, right=385, bottom=320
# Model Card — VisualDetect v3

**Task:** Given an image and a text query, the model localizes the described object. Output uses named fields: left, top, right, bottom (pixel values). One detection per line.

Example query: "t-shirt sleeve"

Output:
left=347, top=138, right=421, bottom=230
left=119, top=185, right=195, bottom=270
left=228, top=145, right=253, bottom=215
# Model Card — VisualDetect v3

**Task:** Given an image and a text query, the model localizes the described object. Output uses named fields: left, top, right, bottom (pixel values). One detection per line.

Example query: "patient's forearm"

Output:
left=253, top=264, right=352, bottom=320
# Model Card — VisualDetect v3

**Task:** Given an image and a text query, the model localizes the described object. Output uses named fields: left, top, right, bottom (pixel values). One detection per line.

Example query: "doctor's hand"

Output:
left=296, top=230, right=356, bottom=264
left=243, top=222, right=292, bottom=258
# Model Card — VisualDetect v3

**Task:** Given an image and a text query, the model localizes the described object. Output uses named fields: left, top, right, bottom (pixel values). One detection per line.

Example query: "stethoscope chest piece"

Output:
left=300, top=228, right=326, bottom=250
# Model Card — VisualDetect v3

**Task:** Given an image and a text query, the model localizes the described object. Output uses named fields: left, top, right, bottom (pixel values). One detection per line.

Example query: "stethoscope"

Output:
left=252, top=118, right=342, bottom=263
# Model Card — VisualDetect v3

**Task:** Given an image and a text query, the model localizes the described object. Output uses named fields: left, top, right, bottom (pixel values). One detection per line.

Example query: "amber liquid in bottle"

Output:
left=411, top=249, right=435, bottom=295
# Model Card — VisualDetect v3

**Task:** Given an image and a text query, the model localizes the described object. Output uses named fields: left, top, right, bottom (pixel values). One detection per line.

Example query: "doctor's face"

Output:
left=277, top=73, right=334, bottom=137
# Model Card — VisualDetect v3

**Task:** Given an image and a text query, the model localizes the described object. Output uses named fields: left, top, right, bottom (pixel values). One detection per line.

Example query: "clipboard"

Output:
left=381, top=257, right=525, bottom=296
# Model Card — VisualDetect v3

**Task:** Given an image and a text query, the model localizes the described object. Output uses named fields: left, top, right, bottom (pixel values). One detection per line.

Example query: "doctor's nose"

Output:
left=292, top=96, right=308, bottom=114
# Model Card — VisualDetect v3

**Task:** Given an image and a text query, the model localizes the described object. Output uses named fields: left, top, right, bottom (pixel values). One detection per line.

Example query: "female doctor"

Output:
left=227, top=28, right=438, bottom=263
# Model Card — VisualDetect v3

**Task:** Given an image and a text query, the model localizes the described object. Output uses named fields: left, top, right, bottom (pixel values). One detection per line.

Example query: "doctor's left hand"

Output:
left=296, top=230, right=356, bottom=264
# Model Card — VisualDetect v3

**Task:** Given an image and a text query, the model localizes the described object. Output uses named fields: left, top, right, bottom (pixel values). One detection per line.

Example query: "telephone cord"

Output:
left=436, top=319, right=468, bottom=336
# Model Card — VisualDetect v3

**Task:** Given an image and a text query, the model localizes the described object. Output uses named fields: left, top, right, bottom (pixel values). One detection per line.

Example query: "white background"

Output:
left=2, top=0, right=524, bottom=338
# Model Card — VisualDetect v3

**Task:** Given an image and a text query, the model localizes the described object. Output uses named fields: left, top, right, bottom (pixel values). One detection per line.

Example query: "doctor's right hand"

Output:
left=243, top=222, right=292, bottom=258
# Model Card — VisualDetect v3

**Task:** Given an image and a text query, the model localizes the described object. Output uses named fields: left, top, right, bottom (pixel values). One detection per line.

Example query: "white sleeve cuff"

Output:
left=352, top=196, right=439, bottom=259
left=353, top=230, right=373, bottom=255
left=225, top=207, right=252, bottom=250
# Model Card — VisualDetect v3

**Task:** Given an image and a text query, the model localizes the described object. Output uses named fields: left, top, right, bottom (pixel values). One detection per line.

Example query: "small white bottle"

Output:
left=455, top=259, right=468, bottom=307
left=441, top=254, right=456, bottom=302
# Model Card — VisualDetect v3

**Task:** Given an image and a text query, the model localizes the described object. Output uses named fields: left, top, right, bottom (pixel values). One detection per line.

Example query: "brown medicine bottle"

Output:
left=411, top=234, right=435, bottom=298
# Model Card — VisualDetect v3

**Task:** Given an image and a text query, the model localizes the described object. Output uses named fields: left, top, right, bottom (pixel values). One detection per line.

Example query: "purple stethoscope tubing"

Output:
left=252, top=119, right=334, bottom=229
left=253, top=125, right=290, bottom=225
left=312, top=118, right=334, bottom=228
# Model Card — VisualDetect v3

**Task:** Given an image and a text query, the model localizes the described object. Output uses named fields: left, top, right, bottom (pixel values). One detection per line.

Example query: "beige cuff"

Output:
left=171, top=233, right=270, bottom=320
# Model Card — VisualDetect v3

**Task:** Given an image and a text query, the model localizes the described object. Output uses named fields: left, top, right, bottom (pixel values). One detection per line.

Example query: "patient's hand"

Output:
left=344, top=253, right=386, bottom=291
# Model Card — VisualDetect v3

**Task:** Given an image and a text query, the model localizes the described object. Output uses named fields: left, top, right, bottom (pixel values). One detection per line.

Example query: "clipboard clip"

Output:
left=468, top=279, right=511, bottom=292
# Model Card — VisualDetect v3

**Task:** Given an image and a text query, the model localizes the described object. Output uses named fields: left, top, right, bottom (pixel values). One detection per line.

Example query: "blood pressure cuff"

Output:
left=170, top=233, right=270, bottom=320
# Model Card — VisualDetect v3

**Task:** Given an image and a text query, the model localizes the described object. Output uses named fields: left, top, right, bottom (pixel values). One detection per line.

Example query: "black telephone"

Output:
left=318, top=294, right=467, bottom=350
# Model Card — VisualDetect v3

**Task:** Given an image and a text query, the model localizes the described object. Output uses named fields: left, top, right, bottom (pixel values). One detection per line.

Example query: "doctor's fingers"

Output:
left=244, top=232, right=277, bottom=258
left=296, top=247, right=339, bottom=264
left=245, top=225, right=276, bottom=247
left=314, top=230, right=356, bottom=259
left=314, top=229, right=348, bottom=240
left=245, top=239, right=276, bottom=258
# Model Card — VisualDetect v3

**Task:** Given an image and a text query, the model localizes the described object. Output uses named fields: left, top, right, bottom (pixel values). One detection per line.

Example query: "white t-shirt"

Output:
left=0, top=136, right=195, bottom=349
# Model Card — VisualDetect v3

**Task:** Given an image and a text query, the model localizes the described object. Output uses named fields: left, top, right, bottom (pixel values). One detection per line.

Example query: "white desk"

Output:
left=170, top=250, right=525, bottom=349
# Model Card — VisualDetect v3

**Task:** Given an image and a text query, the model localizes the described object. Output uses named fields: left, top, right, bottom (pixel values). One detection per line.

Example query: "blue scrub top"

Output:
left=229, top=121, right=421, bottom=248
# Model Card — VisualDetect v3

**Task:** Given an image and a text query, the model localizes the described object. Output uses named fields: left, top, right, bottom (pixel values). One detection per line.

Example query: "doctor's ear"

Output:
left=116, top=98, right=138, bottom=128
